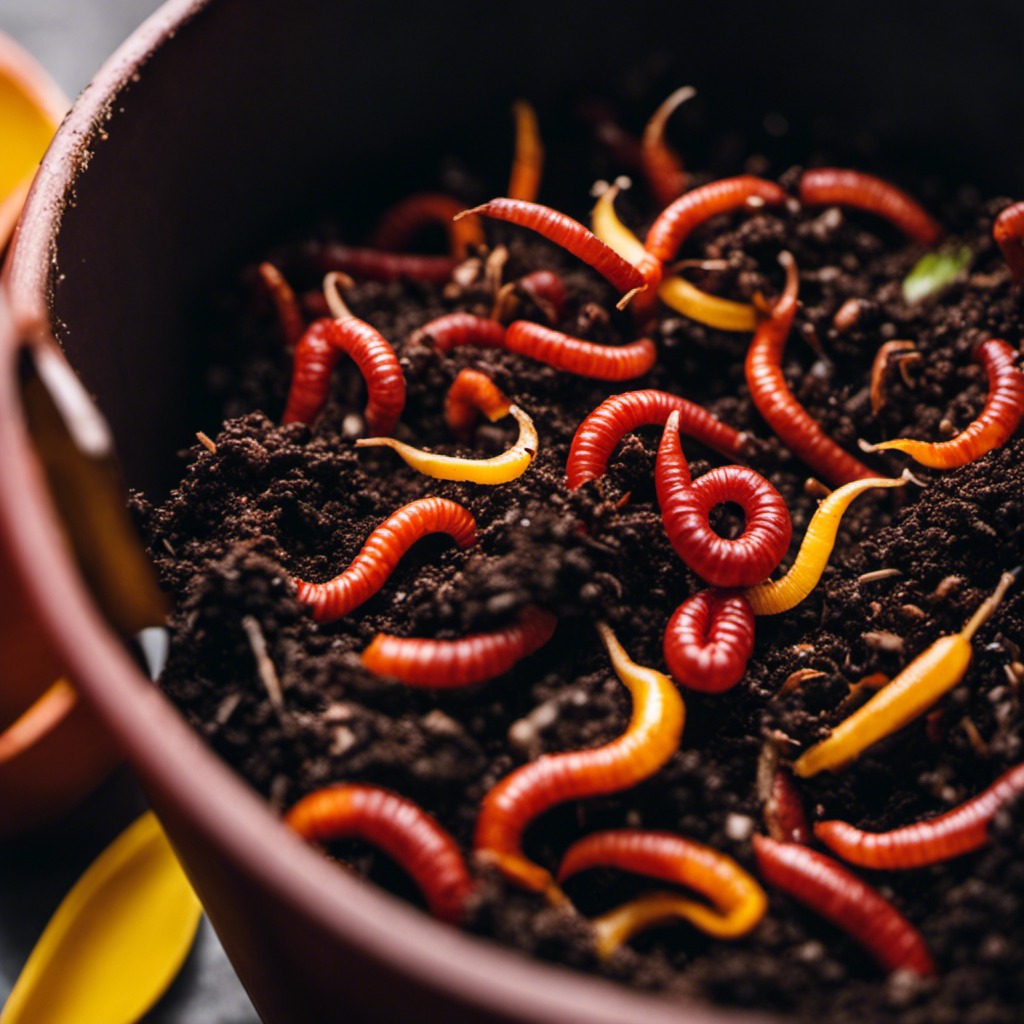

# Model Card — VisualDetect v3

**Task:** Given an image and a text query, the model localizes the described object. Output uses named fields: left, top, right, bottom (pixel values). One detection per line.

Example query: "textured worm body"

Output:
left=504, top=321, right=657, bottom=380
left=444, top=369, right=512, bottom=439
left=283, top=317, right=406, bottom=434
left=815, top=760, right=1024, bottom=868
left=799, top=168, right=942, bottom=245
left=869, top=340, right=918, bottom=416
left=794, top=572, right=1015, bottom=776
left=557, top=830, right=766, bottom=956
left=752, top=836, right=935, bottom=975
left=640, top=86, right=695, bottom=208
left=657, top=411, right=792, bottom=587
left=744, top=474, right=907, bottom=616
left=309, top=242, right=458, bottom=284
left=590, top=186, right=758, bottom=330
left=745, top=252, right=877, bottom=485
left=663, top=589, right=756, bottom=692
left=764, top=767, right=811, bottom=844
left=517, top=270, right=567, bottom=321
left=361, top=605, right=556, bottom=688
left=285, top=784, right=473, bottom=924
left=411, top=312, right=508, bottom=353
left=371, top=193, right=484, bottom=259
left=458, top=198, right=645, bottom=295
left=508, top=100, right=544, bottom=202
left=356, top=404, right=537, bottom=484
left=862, top=339, right=1024, bottom=468
left=257, top=262, right=305, bottom=350
left=475, top=623, right=685, bottom=897
left=293, top=498, right=476, bottom=623
left=566, top=389, right=749, bottom=490
left=993, top=201, right=1024, bottom=283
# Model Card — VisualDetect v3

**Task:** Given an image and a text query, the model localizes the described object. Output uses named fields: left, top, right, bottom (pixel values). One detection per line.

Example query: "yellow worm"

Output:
left=508, top=100, right=544, bottom=203
left=795, top=571, right=1016, bottom=776
left=744, top=474, right=908, bottom=615
left=591, top=186, right=757, bottom=332
left=356, top=404, right=537, bottom=484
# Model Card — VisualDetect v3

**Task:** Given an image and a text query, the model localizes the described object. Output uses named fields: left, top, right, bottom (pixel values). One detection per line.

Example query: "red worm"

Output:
left=282, top=317, right=406, bottom=434
left=752, top=836, right=936, bottom=976
left=565, top=389, right=749, bottom=490
left=361, top=606, right=557, bottom=688
left=799, top=169, right=942, bottom=245
left=257, top=262, right=305, bottom=350
left=656, top=410, right=792, bottom=587
left=862, top=339, right=1024, bottom=468
left=308, top=241, right=458, bottom=285
left=744, top=252, right=877, bottom=485
left=993, top=201, right=1024, bottom=283
left=284, top=784, right=473, bottom=924
left=410, top=312, right=508, bottom=353
left=457, top=198, right=645, bottom=295
left=504, top=321, right=656, bottom=381
left=293, top=498, right=476, bottom=623
left=815, top=760, right=1024, bottom=869
left=371, top=193, right=485, bottom=260
left=764, top=767, right=811, bottom=844
left=640, top=176, right=788, bottom=293
left=662, top=589, right=755, bottom=692
left=640, top=86, right=695, bottom=209
left=517, top=269, right=567, bottom=321
left=443, top=369, right=512, bottom=439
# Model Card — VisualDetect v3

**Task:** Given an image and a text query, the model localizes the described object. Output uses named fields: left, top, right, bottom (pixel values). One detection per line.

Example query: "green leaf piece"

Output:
left=902, top=245, right=973, bottom=304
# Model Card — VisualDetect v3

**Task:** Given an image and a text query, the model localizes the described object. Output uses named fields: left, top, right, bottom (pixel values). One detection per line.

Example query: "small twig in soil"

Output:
left=196, top=431, right=217, bottom=455
left=857, top=568, right=903, bottom=584
left=242, top=615, right=288, bottom=725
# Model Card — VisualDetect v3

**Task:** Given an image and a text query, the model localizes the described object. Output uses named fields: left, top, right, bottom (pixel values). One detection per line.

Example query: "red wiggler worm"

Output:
left=371, top=192, right=485, bottom=260
left=257, top=262, right=305, bottom=350
left=517, top=269, right=567, bottom=322
left=503, top=321, right=657, bottom=381
left=763, top=767, right=811, bottom=844
left=443, top=369, right=513, bottom=439
left=993, top=201, right=1024, bottom=284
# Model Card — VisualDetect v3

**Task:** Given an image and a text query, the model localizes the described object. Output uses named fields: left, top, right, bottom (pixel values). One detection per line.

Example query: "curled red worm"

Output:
left=744, top=252, right=877, bottom=485
left=663, top=589, right=755, bottom=692
left=371, top=193, right=484, bottom=260
left=861, top=339, right=1024, bottom=468
left=993, top=201, right=1024, bottom=284
left=504, top=321, right=656, bottom=381
left=282, top=316, right=406, bottom=435
left=308, top=241, right=457, bottom=284
left=456, top=198, right=646, bottom=296
left=443, top=369, right=512, bottom=439
left=257, top=262, right=305, bottom=350
left=815, top=760, right=1024, bottom=869
left=517, top=269, right=567, bottom=322
left=640, top=176, right=788, bottom=295
left=640, top=86, right=695, bottom=208
left=410, top=312, right=508, bottom=353
left=361, top=605, right=557, bottom=688
left=764, top=767, right=811, bottom=844
left=293, top=498, right=476, bottom=623
left=565, top=389, right=750, bottom=491
left=656, top=410, right=792, bottom=587
left=752, top=836, right=936, bottom=976
left=284, top=784, right=473, bottom=924
left=799, top=168, right=942, bottom=246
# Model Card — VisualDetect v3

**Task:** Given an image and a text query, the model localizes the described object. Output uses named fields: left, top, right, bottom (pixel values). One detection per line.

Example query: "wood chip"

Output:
left=776, top=668, right=825, bottom=698
left=857, top=568, right=903, bottom=584
left=960, top=717, right=990, bottom=759
left=242, top=615, right=288, bottom=724
left=196, top=431, right=217, bottom=454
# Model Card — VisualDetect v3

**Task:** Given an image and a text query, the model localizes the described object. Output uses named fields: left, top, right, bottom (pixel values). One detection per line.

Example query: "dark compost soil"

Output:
left=130, top=159, right=1024, bottom=1024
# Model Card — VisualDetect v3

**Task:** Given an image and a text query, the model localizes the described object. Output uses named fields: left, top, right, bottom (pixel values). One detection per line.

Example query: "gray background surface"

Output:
left=0, top=1, right=260, bottom=1019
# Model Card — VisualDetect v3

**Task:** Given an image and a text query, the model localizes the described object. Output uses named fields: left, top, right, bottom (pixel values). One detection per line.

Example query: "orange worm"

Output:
left=657, top=411, right=792, bottom=588
left=474, top=622, right=685, bottom=898
left=861, top=339, right=1024, bottom=468
left=663, top=589, right=755, bottom=692
left=443, top=369, right=512, bottom=439
left=993, top=201, right=1024, bottom=283
left=557, top=830, right=767, bottom=957
left=503, top=321, right=656, bottom=381
left=640, top=86, right=695, bottom=208
left=752, top=836, right=936, bottom=976
left=293, top=498, right=476, bottom=623
left=763, top=767, right=811, bottom=844
left=282, top=316, right=406, bottom=435
left=371, top=193, right=485, bottom=260
left=517, top=269, right=567, bottom=322
left=799, top=168, right=942, bottom=245
left=257, top=262, right=305, bottom=350
left=361, top=605, right=557, bottom=688
left=815, top=760, right=1024, bottom=869
left=565, top=389, right=750, bottom=491
left=308, top=241, right=458, bottom=284
left=455, top=198, right=646, bottom=297
left=508, top=100, right=544, bottom=203
left=285, top=784, right=473, bottom=924
left=744, top=252, right=878, bottom=485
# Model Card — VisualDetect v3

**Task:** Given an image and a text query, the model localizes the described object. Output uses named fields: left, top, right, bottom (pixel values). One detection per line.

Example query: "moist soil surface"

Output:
left=131, top=163, right=1024, bottom=1023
